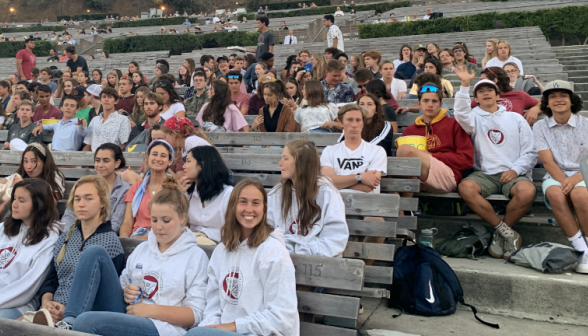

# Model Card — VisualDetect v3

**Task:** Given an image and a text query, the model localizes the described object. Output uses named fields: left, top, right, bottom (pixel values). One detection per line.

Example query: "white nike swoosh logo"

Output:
left=426, top=280, right=435, bottom=304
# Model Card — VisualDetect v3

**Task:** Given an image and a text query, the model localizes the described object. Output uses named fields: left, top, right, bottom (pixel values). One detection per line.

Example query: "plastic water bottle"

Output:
left=420, top=228, right=438, bottom=248
left=130, top=263, right=144, bottom=304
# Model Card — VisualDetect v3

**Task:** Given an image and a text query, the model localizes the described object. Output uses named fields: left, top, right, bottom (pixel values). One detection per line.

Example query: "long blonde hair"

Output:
left=58, top=175, right=110, bottom=266
left=311, top=53, right=326, bottom=81
left=483, top=38, right=499, bottom=65
left=104, top=70, right=120, bottom=92
left=277, top=139, right=322, bottom=235
left=221, top=178, right=273, bottom=252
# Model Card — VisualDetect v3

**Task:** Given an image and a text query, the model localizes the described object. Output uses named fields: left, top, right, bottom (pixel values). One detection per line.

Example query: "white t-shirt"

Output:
left=226, top=26, right=238, bottom=31
left=393, top=59, right=408, bottom=70
left=334, top=11, right=345, bottom=16
left=320, top=140, right=387, bottom=193
left=187, top=185, right=234, bottom=242
left=212, top=17, right=220, bottom=23
left=160, top=102, right=186, bottom=120
left=327, top=24, right=344, bottom=52
left=486, top=56, right=524, bottom=76
left=382, top=77, right=408, bottom=99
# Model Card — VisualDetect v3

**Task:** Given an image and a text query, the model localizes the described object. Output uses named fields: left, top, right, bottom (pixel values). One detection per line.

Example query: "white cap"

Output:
left=86, top=84, right=102, bottom=97
left=473, top=79, right=498, bottom=93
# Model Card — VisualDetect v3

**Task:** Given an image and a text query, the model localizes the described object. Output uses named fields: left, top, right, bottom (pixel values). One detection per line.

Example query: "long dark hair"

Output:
left=154, top=79, right=181, bottom=104
left=186, top=146, right=232, bottom=202
left=202, top=80, right=232, bottom=127
left=283, top=55, right=297, bottom=70
left=358, top=93, right=387, bottom=142
left=95, top=143, right=127, bottom=169
left=3, top=179, right=59, bottom=246
left=283, top=77, right=302, bottom=103
left=16, top=144, right=65, bottom=200
left=481, top=67, right=512, bottom=93
left=365, top=79, right=392, bottom=100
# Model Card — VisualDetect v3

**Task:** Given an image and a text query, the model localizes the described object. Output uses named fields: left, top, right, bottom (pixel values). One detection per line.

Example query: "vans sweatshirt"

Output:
left=267, top=177, right=349, bottom=257
left=120, top=227, right=209, bottom=336
left=199, top=229, right=299, bottom=336
left=0, top=223, right=60, bottom=314
left=454, top=86, right=537, bottom=177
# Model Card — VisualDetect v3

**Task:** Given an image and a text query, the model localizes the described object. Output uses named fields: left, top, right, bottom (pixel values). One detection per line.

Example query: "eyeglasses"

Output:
left=453, top=49, right=464, bottom=53
left=419, top=85, right=440, bottom=93
left=505, top=70, right=518, bottom=75
left=227, top=75, right=240, bottom=79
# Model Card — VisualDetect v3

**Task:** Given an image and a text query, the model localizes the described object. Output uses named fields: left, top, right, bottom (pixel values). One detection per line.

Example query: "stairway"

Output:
left=553, top=45, right=588, bottom=99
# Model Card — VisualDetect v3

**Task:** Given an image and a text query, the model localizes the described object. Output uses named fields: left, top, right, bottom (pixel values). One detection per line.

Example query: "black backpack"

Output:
left=390, top=240, right=499, bottom=328
left=435, top=223, right=491, bottom=258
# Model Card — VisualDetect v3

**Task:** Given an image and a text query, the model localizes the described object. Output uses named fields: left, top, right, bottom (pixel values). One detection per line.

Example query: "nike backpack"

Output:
left=389, top=240, right=499, bottom=328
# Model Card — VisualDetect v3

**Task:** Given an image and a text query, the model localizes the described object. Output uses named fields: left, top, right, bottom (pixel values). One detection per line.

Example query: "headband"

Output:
left=26, top=143, right=46, bottom=157
left=486, top=68, right=497, bottom=78
left=147, top=139, right=175, bottom=162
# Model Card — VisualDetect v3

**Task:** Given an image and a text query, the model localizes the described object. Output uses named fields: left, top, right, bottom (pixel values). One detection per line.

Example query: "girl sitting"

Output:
left=186, top=178, right=299, bottom=336
left=0, top=179, right=61, bottom=319
left=72, top=176, right=209, bottom=336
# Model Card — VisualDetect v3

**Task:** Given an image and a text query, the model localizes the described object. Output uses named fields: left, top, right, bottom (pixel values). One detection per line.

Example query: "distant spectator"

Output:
left=381, top=60, right=407, bottom=100
left=32, top=95, right=85, bottom=151
left=292, top=80, right=338, bottom=133
left=482, top=38, right=499, bottom=68
left=279, top=21, right=288, bottom=30
left=4, top=100, right=42, bottom=151
left=486, top=40, right=524, bottom=75
left=257, top=6, right=265, bottom=14
left=322, top=60, right=354, bottom=104
left=395, top=44, right=427, bottom=80
left=335, top=53, right=358, bottom=93
left=284, top=29, right=297, bottom=44
left=64, top=45, right=88, bottom=76
left=226, top=21, right=238, bottom=31
left=334, top=7, right=344, bottom=16
left=251, top=82, right=298, bottom=132
left=46, top=48, right=59, bottom=62
left=423, top=8, right=433, bottom=20
left=83, top=88, right=131, bottom=151
left=197, top=80, right=249, bottom=132
left=504, top=62, right=544, bottom=95
left=439, top=49, right=460, bottom=92
left=310, top=2, right=318, bottom=8
left=427, top=43, right=440, bottom=59
left=243, top=17, right=274, bottom=60
left=324, top=47, right=341, bottom=62
left=407, top=57, right=453, bottom=98
left=32, top=85, right=62, bottom=125
left=452, top=43, right=478, bottom=74
left=324, top=14, right=344, bottom=51
left=16, top=37, right=36, bottom=81
left=185, top=72, right=209, bottom=115
left=373, top=14, right=385, bottom=24
left=227, top=71, right=250, bottom=115
left=183, top=18, right=191, bottom=25
left=389, top=13, right=397, bottom=22
left=363, top=50, right=382, bottom=79
left=394, top=44, right=412, bottom=69
left=39, top=67, right=57, bottom=94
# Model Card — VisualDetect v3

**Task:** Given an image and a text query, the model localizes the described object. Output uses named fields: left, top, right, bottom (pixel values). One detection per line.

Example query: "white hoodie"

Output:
left=199, top=229, right=299, bottom=336
left=267, top=177, right=349, bottom=257
left=0, top=222, right=60, bottom=314
left=454, top=86, right=537, bottom=177
left=120, top=227, right=209, bottom=336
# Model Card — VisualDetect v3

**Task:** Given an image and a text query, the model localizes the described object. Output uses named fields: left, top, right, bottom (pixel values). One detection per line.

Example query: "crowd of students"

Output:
left=0, top=15, right=587, bottom=334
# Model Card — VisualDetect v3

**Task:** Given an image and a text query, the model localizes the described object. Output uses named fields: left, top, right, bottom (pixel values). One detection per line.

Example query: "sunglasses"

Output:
left=154, top=81, right=169, bottom=88
left=453, top=49, right=464, bottom=53
left=419, top=85, right=440, bottom=93
left=227, top=75, right=240, bottom=79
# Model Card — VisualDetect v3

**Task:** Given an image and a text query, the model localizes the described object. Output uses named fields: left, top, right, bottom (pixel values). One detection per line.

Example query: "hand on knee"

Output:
left=546, top=186, right=567, bottom=208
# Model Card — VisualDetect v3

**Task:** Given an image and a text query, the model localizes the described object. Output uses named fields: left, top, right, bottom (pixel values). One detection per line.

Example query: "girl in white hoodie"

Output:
left=73, top=176, right=209, bottom=336
left=0, top=179, right=61, bottom=319
left=187, top=178, right=299, bottom=336
left=267, top=139, right=349, bottom=257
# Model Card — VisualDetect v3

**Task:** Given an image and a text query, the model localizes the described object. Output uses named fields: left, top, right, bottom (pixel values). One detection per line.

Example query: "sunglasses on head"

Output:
left=227, top=75, right=240, bottom=79
left=419, top=85, right=440, bottom=93
left=154, top=81, right=169, bottom=88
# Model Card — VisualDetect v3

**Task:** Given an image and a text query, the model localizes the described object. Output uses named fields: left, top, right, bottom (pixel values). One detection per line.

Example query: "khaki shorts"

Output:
left=422, top=156, right=457, bottom=193
left=464, top=171, right=534, bottom=198
left=194, top=232, right=217, bottom=246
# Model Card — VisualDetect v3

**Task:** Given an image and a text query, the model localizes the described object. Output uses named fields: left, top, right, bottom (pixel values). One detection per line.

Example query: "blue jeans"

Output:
left=186, top=327, right=246, bottom=336
left=63, top=245, right=127, bottom=323
left=74, top=311, right=159, bottom=336
left=0, top=307, right=22, bottom=319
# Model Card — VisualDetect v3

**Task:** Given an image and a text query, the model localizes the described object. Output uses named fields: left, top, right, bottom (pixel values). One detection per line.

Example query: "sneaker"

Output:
left=502, top=230, right=522, bottom=260
left=55, top=320, right=73, bottom=330
left=31, top=308, right=54, bottom=327
left=488, top=231, right=504, bottom=259
left=359, top=304, right=364, bottom=315
left=576, top=252, right=588, bottom=274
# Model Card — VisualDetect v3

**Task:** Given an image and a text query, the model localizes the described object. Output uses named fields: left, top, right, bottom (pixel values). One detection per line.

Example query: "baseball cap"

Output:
left=71, top=86, right=86, bottom=99
left=216, top=55, right=229, bottom=63
left=543, top=80, right=574, bottom=96
left=473, top=79, right=498, bottom=93
left=413, top=44, right=427, bottom=51
left=258, top=73, right=276, bottom=84
left=86, top=84, right=102, bottom=97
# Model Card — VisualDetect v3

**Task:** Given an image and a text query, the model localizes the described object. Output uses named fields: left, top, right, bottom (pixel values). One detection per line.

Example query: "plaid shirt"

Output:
left=321, top=80, right=355, bottom=104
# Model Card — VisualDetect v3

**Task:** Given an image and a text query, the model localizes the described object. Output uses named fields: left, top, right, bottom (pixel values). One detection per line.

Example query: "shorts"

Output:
left=194, top=232, right=217, bottom=246
left=542, top=177, right=587, bottom=210
left=422, top=156, right=457, bottom=193
left=464, top=171, right=534, bottom=198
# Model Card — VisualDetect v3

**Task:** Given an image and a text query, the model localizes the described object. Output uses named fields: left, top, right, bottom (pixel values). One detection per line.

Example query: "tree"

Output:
left=86, top=0, right=114, bottom=11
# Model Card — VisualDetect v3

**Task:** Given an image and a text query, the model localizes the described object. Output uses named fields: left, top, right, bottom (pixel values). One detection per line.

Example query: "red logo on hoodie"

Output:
left=0, top=246, right=17, bottom=269
left=487, top=129, right=506, bottom=146
left=222, top=268, right=243, bottom=305
left=288, top=220, right=309, bottom=236
left=143, top=273, right=160, bottom=300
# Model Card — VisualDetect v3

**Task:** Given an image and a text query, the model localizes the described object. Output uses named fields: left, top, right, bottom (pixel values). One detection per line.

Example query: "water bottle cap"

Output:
left=421, top=228, right=438, bottom=234
left=135, top=263, right=143, bottom=269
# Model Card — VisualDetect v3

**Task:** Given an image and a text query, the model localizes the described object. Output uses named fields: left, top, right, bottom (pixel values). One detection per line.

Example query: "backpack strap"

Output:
left=459, top=299, right=500, bottom=329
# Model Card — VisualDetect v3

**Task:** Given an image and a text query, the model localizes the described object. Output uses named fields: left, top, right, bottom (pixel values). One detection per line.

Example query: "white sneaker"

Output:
left=576, top=252, right=588, bottom=274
